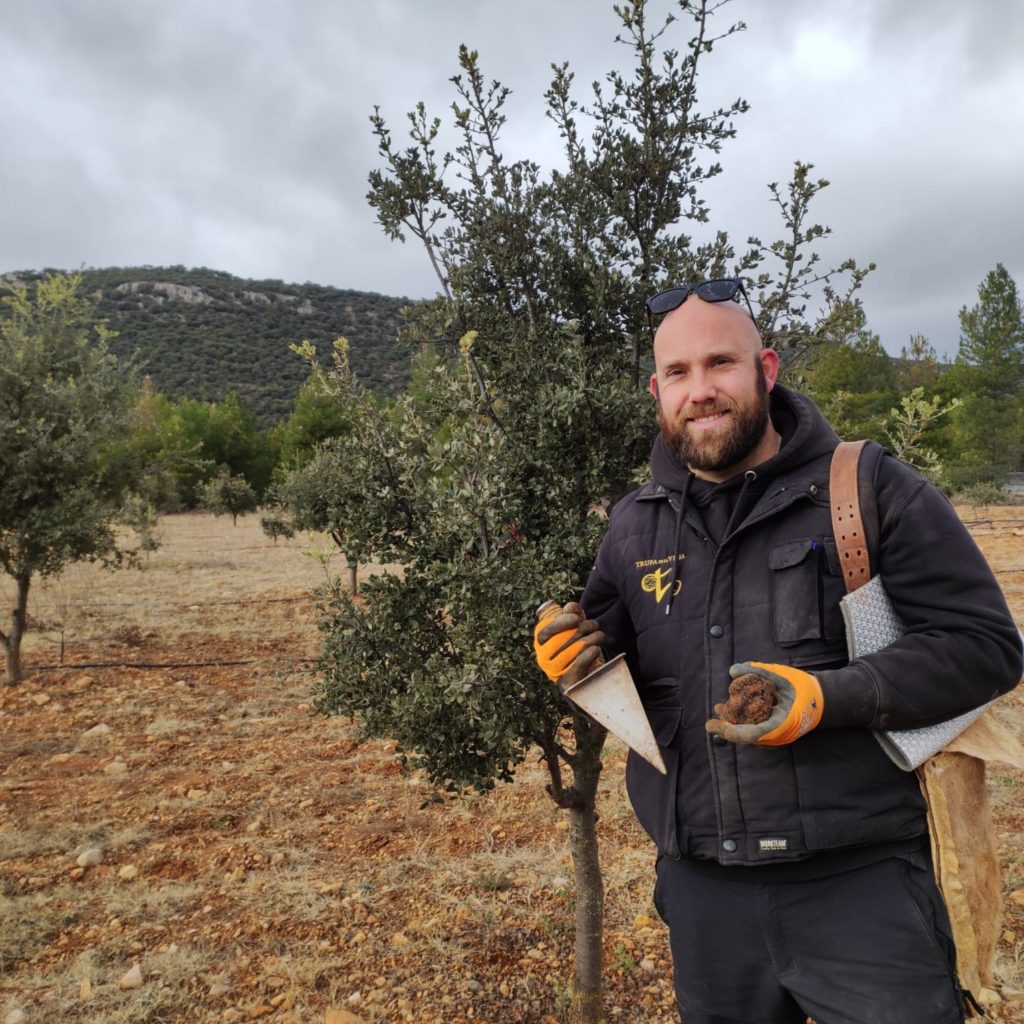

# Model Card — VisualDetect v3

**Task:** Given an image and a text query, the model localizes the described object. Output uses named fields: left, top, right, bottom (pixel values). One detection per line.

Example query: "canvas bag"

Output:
left=830, top=440, right=1024, bottom=1009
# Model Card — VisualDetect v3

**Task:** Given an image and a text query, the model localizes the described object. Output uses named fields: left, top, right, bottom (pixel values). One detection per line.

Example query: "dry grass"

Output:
left=0, top=508, right=1022, bottom=1023
left=1, top=821, right=148, bottom=864
left=12, top=943, right=222, bottom=1024
left=7, top=512, right=343, bottom=663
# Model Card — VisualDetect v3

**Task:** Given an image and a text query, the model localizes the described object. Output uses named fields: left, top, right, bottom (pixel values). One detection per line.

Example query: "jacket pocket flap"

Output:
left=645, top=705, right=684, bottom=745
left=768, top=537, right=816, bottom=570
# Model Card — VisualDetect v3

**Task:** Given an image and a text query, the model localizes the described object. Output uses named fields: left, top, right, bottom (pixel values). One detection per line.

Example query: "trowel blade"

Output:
left=559, top=654, right=667, bottom=775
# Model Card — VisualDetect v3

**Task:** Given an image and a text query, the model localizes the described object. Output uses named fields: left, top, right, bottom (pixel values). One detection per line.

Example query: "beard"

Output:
left=659, top=359, right=771, bottom=475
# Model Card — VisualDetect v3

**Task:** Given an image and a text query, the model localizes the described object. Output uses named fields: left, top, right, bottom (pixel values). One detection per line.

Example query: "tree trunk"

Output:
left=4, top=573, right=30, bottom=685
left=566, top=715, right=607, bottom=1024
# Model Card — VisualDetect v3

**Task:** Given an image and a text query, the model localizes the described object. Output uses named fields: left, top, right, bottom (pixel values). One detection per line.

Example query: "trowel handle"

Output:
left=536, top=600, right=585, bottom=625
left=535, top=600, right=561, bottom=623
left=532, top=598, right=602, bottom=679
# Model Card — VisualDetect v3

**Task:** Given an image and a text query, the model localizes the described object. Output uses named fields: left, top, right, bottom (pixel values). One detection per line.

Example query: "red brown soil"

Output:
left=1, top=507, right=1023, bottom=1023
left=0, top=514, right=677, bottom=1024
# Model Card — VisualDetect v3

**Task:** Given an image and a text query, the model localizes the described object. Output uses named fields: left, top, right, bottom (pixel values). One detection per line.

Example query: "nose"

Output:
left=688, top=369, right=716, bottom=405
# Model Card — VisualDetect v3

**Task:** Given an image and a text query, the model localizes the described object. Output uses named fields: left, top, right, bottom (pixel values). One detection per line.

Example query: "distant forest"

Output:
left=0, top=266, right=414, bottom=425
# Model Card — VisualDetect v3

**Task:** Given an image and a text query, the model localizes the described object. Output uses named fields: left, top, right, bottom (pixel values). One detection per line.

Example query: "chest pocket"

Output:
left=769, top=537, right=845, bottom=645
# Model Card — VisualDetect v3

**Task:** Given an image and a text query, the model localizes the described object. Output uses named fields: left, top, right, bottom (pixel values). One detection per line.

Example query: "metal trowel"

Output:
left=537, top=602, right=667, bottom=775
left=559, top=654, right=667, bottom=774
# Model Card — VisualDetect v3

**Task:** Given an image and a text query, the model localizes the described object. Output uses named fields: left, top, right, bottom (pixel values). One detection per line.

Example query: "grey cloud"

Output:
left=1, top=0, right=1021, bottom=356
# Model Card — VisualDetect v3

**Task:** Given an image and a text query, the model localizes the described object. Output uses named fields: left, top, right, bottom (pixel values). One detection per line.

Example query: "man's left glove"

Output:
left=705, top=662, right=824, bottom=746
left=533, top=601, right=605, bottom=687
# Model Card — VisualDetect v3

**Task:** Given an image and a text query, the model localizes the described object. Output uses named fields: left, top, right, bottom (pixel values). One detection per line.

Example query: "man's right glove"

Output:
left=533, top=600, right=605, bottom=687
left=705, top=661, right=824, bottom=747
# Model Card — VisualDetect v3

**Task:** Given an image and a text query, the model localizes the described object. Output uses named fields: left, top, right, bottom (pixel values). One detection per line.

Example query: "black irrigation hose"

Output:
left=25, top=594, right=318, bottom=643
left=962, top=519, right=1024, bottom=529
left=28, top=593, right=315, bottom=619
left=26, top=657, right=318, bottom=673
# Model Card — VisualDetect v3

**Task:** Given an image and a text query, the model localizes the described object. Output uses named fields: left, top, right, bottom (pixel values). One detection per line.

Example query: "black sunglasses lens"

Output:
left=696, top=278, right=741, bottom=302
left=647, top=286, right=693, bottom=316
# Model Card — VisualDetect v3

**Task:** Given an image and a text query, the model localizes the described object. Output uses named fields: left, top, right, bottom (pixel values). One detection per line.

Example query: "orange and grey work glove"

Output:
left=533, top=601, right=605, bottom=687
left=705, top=661, right=824, bottom=747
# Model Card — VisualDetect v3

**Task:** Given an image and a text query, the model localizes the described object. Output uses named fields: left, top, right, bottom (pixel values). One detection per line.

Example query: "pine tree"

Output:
left=946, top=263, right=1024, bottom=486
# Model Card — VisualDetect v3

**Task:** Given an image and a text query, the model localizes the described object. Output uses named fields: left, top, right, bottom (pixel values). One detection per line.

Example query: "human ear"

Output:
left=759, top=347, right=780, bottom=390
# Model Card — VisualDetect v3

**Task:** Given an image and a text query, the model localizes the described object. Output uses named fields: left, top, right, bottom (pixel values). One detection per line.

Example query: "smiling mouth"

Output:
left=687, top=410, right=730, bottom=429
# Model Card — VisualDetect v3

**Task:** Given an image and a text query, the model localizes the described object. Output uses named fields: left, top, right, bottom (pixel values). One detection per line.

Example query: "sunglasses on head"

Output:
left=644, top=277, right=761, bottom=343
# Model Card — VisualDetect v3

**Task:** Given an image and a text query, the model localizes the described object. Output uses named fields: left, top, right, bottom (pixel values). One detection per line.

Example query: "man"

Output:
left=533, top=280, right=1023, bottom=1024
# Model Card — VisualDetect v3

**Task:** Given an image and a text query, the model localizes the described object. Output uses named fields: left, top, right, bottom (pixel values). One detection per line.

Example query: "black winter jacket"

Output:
left=582, top=385, right=1022, bottom=866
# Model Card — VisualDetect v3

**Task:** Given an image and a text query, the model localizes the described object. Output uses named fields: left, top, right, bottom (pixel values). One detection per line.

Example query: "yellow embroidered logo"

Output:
left=637, top=554, right=684, bottom=604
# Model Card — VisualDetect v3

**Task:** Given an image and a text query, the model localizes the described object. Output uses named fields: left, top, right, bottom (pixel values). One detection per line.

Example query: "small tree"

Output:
left=260, top=506, right=296, bottom=544
left=289, top=4, right=871, bottom=1020
left=0, top=273, right=136, bottom=684
left=122, top=493, right=162, bottom=561
left=200, top=469, right=258, bottom=525
left=882, top=387, right=962, bottom=485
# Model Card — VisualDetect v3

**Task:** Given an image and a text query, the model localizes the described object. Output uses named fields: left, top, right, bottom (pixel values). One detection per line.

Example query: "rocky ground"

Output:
left=1, top=508, right=1023, bottom=1024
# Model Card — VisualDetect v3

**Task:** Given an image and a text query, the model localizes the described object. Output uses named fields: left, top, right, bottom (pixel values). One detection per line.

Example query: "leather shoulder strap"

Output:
left=830, top=439, right=871, bottom=593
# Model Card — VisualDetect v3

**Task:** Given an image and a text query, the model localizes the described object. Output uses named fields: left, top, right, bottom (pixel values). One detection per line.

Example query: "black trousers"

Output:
left=653, top=849, right=965, bottom=1024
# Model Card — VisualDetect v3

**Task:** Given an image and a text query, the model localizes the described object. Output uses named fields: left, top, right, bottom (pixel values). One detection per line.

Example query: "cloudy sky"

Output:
left=3, top=0, right=1022, bottom=358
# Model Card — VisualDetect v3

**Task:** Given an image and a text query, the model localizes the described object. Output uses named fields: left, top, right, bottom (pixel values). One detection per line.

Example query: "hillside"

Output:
left=0, top=266, right=418, bottom=425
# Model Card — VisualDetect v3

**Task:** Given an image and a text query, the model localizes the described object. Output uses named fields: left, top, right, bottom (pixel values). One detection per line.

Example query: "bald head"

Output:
left=653, top=296, right=763, bottom=368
